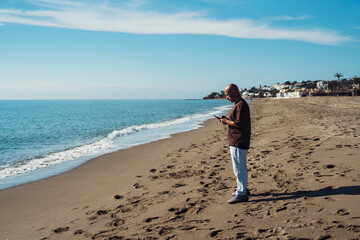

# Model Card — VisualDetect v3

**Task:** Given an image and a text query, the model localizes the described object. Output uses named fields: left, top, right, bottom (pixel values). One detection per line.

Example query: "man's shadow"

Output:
left=249, top=185, right=360, bottom=203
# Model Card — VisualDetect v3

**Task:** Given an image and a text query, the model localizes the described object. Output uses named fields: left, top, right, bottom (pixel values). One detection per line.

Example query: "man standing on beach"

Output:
left=219, top=83, right=251, bottom=204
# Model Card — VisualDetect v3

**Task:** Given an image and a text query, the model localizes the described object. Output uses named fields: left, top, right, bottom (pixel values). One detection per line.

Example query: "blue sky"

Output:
left=0, top=0, right=359, bottom=99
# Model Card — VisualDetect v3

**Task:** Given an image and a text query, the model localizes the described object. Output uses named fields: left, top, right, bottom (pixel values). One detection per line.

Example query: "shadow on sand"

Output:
left=249, top=185, right=360, bottom=203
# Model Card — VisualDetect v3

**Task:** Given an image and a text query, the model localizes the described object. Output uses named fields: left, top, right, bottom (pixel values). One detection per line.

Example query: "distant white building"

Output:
left=241, top=91, right=255, bottom=98
left=276, top=91, right=307, bottom=98
left=261, top=86, right=275, bottom=91
left=273, top=83, right=290, bottom=90
left=316, top=81, right=328, bottom=90
left=264, top=92, right=273, bottom=97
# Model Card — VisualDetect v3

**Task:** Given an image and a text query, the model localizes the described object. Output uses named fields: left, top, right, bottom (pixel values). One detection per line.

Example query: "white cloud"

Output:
left=0, top=0, right=353, bottom=45
left=263, top=15, right=313, bottom=21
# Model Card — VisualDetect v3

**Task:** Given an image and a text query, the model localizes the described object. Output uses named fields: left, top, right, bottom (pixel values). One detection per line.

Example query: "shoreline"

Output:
left=0, top=118, right=226, bottom=239
left=1, top=117, right=219, bottom=190
left=0, top=101, right=231, bottom=190
left=1, top=97, right=359, bottom=239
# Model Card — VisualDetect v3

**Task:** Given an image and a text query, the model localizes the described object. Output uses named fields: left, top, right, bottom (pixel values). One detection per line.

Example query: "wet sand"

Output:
left=0, top=96, right=359, bottom=240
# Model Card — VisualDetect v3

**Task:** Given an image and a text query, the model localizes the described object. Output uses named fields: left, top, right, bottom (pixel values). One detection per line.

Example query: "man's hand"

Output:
left=219, top=116, right=241, bottom=128
left=220, top=116, right=228, bottom=125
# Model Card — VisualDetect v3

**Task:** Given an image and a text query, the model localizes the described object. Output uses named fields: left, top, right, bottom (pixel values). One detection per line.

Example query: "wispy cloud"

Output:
left=263, top=15, right=314, bottom=21
left=0, top=0, right=353, bottom=45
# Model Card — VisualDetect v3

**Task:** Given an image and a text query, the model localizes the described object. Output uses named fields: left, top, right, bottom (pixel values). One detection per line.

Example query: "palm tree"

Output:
left=335, top=73, right=343, bottom=81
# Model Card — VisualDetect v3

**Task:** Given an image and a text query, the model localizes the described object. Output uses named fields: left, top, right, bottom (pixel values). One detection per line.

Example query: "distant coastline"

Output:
left=204, top=75, right=360, bottom=99
left=203, top=91, right=226, bottom=99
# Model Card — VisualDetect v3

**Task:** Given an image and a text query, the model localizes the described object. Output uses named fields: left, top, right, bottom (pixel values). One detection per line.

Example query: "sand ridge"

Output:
left=0, top=97, right=359, bottom=239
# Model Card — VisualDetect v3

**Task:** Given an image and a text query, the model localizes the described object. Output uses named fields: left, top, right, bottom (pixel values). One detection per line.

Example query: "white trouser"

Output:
left=230, top=146, right=248, bottom=196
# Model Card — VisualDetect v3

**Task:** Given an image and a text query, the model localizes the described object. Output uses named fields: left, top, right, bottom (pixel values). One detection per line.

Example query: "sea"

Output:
left=0, top=99, right=231, bottom=189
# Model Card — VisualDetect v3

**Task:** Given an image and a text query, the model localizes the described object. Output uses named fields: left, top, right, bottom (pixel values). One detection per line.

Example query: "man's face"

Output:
left=225, top=89, right=233, bottom=102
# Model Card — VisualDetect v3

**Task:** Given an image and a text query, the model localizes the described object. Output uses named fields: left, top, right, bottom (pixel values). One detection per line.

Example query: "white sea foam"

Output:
left=0, top=105, right=230, bottom=180
left=0, top=138, right=115, bottom=179
left=107, top=116, right=192, bottom=140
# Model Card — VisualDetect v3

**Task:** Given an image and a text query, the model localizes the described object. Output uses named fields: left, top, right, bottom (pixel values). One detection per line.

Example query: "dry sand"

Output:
left=0, top=96, right=359, bottom=240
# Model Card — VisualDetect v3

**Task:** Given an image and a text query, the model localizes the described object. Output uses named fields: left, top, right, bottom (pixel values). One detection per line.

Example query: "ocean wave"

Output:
left=107, top=116, right=192, bottom=140
left=0, top=138, right=115, bottom=179
left=0, top=105, right=230, bottom=180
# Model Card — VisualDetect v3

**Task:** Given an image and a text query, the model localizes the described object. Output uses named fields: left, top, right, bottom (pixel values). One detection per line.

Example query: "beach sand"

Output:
left=0, top=96, right=359, bottom=240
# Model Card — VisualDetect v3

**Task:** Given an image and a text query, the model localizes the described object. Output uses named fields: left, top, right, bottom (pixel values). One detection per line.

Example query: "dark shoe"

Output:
left=228, top=194, right=248, bottom=204
left=232, top=189, right=251, bottom=196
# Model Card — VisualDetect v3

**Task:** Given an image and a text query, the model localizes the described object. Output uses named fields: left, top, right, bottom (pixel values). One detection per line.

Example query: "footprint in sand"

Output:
left=87, top=215, right=97, bottom=221
left=175, top=208, right=188, bottom=215
left=158, top=226, right=175, bottom=236
left=317, top=234, right=332, bottom=240
left=345, top=224, right=360, bottom=232
left=173, top=183, right=186, bottom=188
left=97, top=210, right=108, bottom=215
left=158, top=190, right=170, bottom=195
left=179, top=225, right=196, bottom=231
left=53, top=227, right=69, bottom=233
left=261, top=150, right=272, bottom=154
left=133, top=183, right=143, bottom=189
left=325, top=164, right=335, bottom=169
left=70, top=218, right=79, bottom=224
left=145, top=216, right=159, bottom=223
left=114, top=194, right=124, bottom=200
left=168, top=207, right=178, bottom=212
left=276, top=206, right=288, bottom=213
left=73, top=229, right=83, bottom=235
left=335, top=209, right=350, bottom=216
left=106, top=218, right=125, bottom=227
left=210, top=229, right=222, bottom=237
left=324, top=197, right=335, bottom=202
